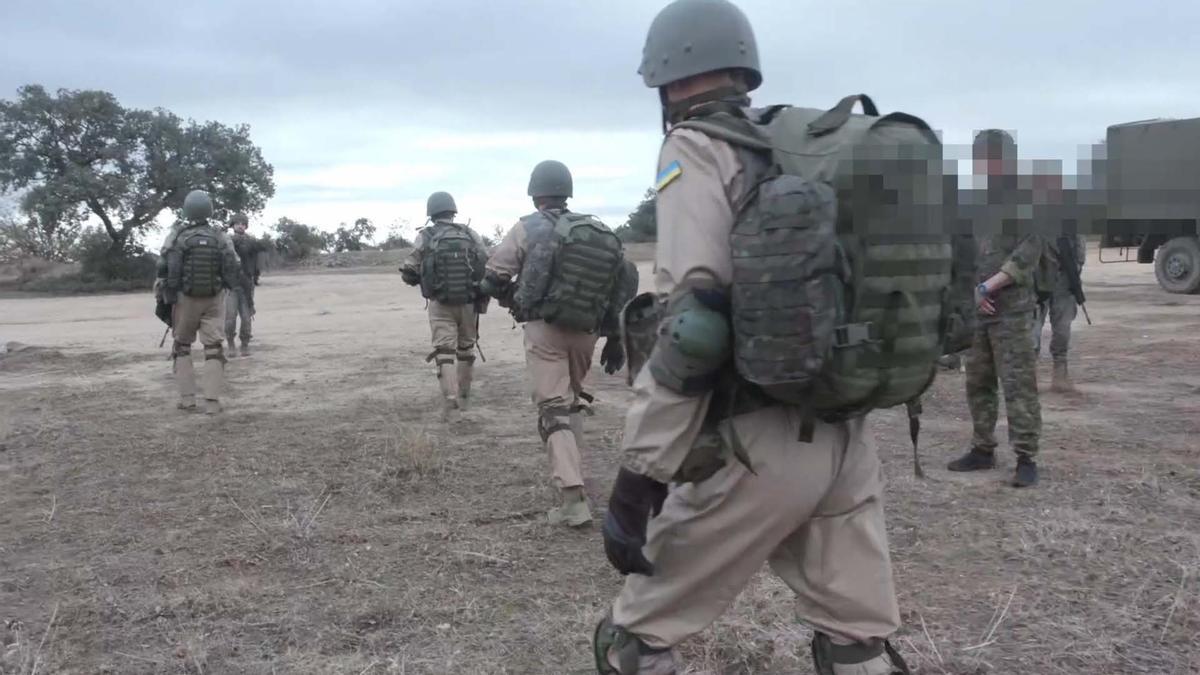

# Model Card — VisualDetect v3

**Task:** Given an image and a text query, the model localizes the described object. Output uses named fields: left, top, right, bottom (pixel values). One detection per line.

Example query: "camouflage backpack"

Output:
left=513, top=211, right=625, bottom=333
left=420, top=222, right=482, bottom=305
left=674, top=94, right=953, bottom=422
left=175, top=224, right=225, bottom=298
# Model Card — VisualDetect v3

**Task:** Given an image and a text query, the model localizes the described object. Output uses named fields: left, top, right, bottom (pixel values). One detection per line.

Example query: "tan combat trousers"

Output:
left=172, top=292, right=227, bottom=407
left=522, top=320, right=599, bottom=489
left=612, top=409, right=900, bottom=649
left=428, top=300, right=478, bottom=406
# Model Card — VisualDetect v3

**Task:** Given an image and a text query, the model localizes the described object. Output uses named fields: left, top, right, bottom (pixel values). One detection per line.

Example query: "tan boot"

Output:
left=1051, top=360, right=1075, bottom=393
left=456, top=360, right=474, bottom=410
left=226, top=337, right=238, bottom=358
left=201, top=345, right=225, bottom=414
left=174, top=348, right=196, bottom=411
left=239, top=338, right=251, bottom=357
left=548, top=486, right=592, bottom=527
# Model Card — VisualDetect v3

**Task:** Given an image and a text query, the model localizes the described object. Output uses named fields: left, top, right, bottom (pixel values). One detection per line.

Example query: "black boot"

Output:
left=1013, top=456, right=1039, bottom=488
left=947, top=448, right=996, bottom=472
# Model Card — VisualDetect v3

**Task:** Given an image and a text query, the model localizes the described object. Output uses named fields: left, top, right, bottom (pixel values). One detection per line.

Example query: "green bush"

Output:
left=75, top=228, right=157, bottom=287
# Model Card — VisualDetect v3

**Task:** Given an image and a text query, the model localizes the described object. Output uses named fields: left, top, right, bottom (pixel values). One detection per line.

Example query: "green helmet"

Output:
left=973, top=129, right=1017, bottom=160
left=182, top=190, right=214, bottom=222
left=426, top=191, right=458, bottom=218
left=639, top=0, right=762, bottom=91
left=527, top=160, right=573, bottom=199
left=230, top=212, right=249, bottom=226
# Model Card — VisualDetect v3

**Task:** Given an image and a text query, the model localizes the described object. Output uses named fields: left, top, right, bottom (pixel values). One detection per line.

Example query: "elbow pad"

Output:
left=647, top=289, right=733, bottom=395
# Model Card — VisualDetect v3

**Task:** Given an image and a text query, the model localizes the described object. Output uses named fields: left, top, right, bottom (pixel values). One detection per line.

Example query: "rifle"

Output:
left=159, top=325, right=170, bottom=348
left=1057, top=236, right=1092, bottom=325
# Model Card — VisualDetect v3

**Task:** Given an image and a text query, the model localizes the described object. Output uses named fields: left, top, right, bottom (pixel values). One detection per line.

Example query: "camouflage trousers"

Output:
left=966, top=310, right=1042, bottom=458
left=1033, top=279, right=1077, bottom=362
left=225, top=285, right=254, bottom=343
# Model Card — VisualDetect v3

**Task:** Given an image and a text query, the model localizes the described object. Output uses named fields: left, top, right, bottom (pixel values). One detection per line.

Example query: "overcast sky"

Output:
left=3, top=0, right=1198, bottom=240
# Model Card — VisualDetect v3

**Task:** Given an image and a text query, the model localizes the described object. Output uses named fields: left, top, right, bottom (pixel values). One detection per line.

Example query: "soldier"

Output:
left=592, top=2, right=913, bottom=673
left=224, top=212, right=264, bottom=358
left=1034, top=233, right=1086, bottom=392
left=400, top=191, right=490, bottom=421
left=480, top=161, right=636, bottom=528
left=947, top=129, right=1044, bottom=487
left=156, top=189, right=240, bottom=414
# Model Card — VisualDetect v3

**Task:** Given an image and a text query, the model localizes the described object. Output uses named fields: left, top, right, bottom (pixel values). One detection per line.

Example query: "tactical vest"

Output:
left=176, top=224, right=225, bottom=298
left=674, top=94, right=953, bottom=418
left=419, top=222, right=482, bottom=305
left=513, top=210, right=624, bottom=333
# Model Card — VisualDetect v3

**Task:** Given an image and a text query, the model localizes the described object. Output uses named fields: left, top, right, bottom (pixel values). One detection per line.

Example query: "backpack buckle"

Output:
left=833, top=322, right=877, bottom=348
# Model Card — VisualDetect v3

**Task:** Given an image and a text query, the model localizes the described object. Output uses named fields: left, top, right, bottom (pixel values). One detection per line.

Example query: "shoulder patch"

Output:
left=655, top=160, right=683, bottom=192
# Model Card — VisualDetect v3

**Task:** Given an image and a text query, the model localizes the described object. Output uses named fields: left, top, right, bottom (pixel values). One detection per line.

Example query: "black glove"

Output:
left=400, top=268, right=421, bottom=286
left=600, top=336, right=625, bottom=375
left=155, top=298, right=173, bottom=327
left=253, top=272, right=261, bottom=286
left=602, top=468, right=668, bottom=576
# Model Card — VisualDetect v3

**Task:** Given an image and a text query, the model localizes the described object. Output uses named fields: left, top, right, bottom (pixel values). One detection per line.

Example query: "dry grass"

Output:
left=1, top=273, right=1198, bottom=674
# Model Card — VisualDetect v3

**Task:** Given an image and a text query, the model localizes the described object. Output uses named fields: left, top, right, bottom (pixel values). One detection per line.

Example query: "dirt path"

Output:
left=1, top=252, right=1198, bottom=674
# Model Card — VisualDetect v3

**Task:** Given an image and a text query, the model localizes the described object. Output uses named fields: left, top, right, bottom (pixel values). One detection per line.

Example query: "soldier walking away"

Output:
left=480, top=161, right=638, bottom=529
left=1034, top=232, right=1086, bottom=392
left=947, top=129, right=1045, bottom=488
left=157, top=190, right=241, bottom=415
left=224, top=213, right=264, bottom=358
left=592, top=1, right=944, bottom=672
left=400, top=192, right=490, bottom=422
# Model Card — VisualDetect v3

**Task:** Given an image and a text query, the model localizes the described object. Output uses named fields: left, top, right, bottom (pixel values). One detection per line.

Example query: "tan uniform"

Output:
left=488, top=213, right=599, bottom=491
left=608, top=129, right=901, bottom=663
left=401, top=221, right=489, bottom=412
left=159, top=222, right=238, bottom=411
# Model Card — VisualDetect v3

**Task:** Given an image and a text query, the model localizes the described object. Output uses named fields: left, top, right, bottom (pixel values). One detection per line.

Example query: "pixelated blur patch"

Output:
left=655, top=160, right=682, bottom=192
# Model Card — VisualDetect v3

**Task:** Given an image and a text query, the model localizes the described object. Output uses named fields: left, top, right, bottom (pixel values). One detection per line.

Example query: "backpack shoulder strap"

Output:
left=673, top=112, right=772, bottom=152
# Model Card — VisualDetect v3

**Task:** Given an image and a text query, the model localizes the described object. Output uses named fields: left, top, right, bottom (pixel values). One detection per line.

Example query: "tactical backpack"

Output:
left=420, top=222, right=482, bottom=305
left=674, top=94, right=953, bottom=423
left=176, top=225, right=225, bottom=298
left=514, top=211, right=625, bottom=332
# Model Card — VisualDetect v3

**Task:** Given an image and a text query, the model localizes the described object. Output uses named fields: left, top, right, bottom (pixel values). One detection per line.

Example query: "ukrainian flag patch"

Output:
left=655, top=160, right=682, bottom=192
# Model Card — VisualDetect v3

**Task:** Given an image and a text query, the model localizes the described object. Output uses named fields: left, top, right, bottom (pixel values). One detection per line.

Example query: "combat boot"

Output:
left=239, top=338, right=251, bottom=357
left=812, top=634, right=912, bottom=675
left=173, top=345, right=197, bottom=411
left=947, top=447, right=996, bottom=472
left=548, top=486, right=592, bottom=527
left=1013, top=455, right=1039, bottom=488
left=226, top=336, right=238, bottom=358
left=201, top=344, right=225, bottom=415
left=594, top=614, right=679, bottom=674
left=456, top=360, right=474, bottom=410
left=1050, top=360, right=1074, bottom=393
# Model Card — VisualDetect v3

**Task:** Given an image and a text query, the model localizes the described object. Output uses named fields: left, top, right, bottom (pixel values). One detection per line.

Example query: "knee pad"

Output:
left=648, top=289, right=732, bottom=395
left=456, top=351, right=476, bottom=364
left=592, top=615, right=674, bottom=675
left=537, top=400, right=573, bottom=442
left=427, top=347, right=455, bottom=369
left=203, top=342, right=226, bottom=363
left=812, top=634, right=910, bottom=675
left=172, top=341, right=191, bottom=358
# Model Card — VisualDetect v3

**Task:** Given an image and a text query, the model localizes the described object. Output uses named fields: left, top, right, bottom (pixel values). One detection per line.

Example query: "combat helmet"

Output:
left=426, top=191, right=458, bottom=219
left=639, top=0, right=762, bottom=90
left=229, top=212, right=249, bottom=227
left=182, top=190, right=214, bottom=222
left=527, top=160, right=573, bottom=199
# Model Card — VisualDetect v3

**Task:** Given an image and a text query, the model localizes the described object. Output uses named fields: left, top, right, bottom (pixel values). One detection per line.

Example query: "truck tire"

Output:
left=1154, top=236, right=1200, bottom=294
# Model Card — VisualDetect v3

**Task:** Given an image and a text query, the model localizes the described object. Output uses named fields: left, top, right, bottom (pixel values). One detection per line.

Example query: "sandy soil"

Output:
left=1, top=250, right=1198, bottom=674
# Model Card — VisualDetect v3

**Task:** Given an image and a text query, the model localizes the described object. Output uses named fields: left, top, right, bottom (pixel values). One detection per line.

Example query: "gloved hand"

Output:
left=602, top=468, right=668, bottom=576
left=253, top=272, right=261, bottom=286
left=400, top=268, right=421, bottom=286
left=600, top=336, right=625, bottom=375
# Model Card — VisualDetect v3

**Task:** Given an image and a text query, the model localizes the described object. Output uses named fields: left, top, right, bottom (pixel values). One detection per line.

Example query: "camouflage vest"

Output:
left=673, top=94, right=953, bottom=417
left=176, top=224, right=225, bottom=298
left=419, top=221, right=482, bottom=305
left=513, top=210, right=624, bottom=332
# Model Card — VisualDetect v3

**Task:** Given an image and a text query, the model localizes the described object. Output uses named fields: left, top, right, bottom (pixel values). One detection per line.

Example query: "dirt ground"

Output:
left=1, top=249, right=1198, bottom=674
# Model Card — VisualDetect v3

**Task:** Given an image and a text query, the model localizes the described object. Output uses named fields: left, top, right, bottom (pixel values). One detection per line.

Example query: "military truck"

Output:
left=1094, top=116, right=1200, bottom=294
